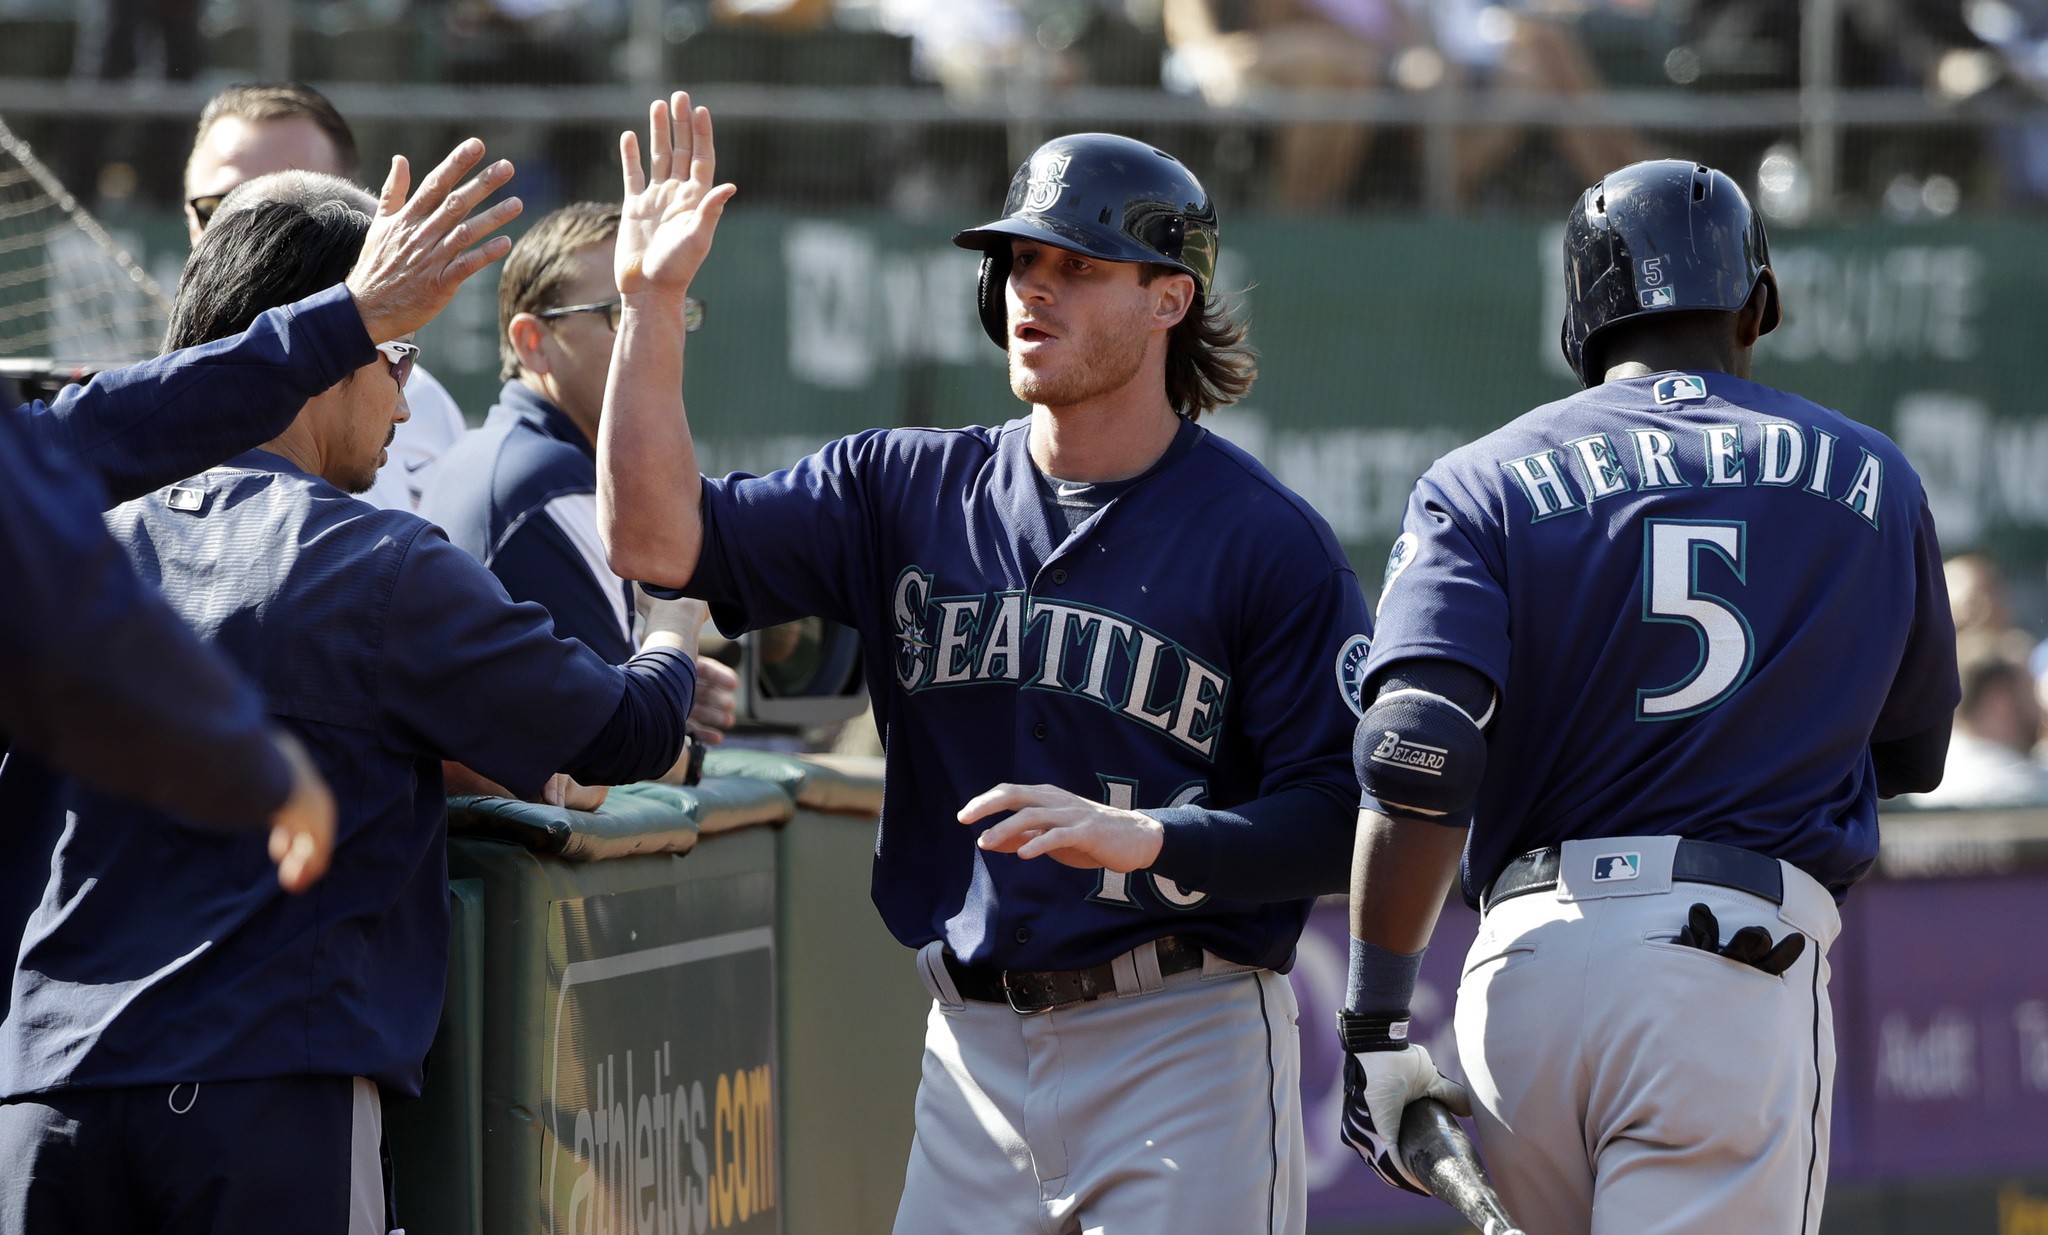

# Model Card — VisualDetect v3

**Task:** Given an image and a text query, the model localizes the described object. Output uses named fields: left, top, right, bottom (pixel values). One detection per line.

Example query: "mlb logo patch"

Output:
left=1653, top=374, right=1708, bottom=404
left=1639, top=286, right=1676, bottom=308
left=1592, top=852, right=1641, bottom=882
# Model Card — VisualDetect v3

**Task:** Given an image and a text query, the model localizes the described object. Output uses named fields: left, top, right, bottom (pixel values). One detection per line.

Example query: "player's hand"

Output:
left=1339, top=1012, right=1470, bottom=1195
left=959, top=783, right=1166, bottom=872
left=617, top=91, right=736, bottom=304
left=542, top=773, right=609, bottom=813
left=688, top=655, right=738, bottom=744
left=347, top=138, right=522, bottom=342
left=266, top=731, right=335, bottom=895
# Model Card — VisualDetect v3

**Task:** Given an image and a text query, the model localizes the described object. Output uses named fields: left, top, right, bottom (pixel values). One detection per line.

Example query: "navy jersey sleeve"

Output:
left=1872, top=492, right=1961, bottom=743
left=488, top=512, right=634, bottom=664
left=19, top=284, right=374, bottom=503
left=0, top=413, right=291, bottom=827
left=1362, top=471, right=1513, bottom=694
left=681, top=431, right=886, bottom=633
left=1147, top=566, right=1375, bottom=901
left=376, top=530, right=683, bottom=797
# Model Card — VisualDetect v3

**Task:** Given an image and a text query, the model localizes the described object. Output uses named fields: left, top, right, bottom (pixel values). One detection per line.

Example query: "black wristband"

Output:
left=1337, top=1007, right=1413, bottom=1053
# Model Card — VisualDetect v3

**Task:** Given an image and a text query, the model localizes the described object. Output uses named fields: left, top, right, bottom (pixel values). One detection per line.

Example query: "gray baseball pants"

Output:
left=893, top=940, right=1305, bottom=1235
left=1455, top=835, right=1842, bottom=1235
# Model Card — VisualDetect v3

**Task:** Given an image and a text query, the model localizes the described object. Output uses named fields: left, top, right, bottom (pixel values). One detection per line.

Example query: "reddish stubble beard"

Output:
left=1006, top=298, right=1154, bottom=411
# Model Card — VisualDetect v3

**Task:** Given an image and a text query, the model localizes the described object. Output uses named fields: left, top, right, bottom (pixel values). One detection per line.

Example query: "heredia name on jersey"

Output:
left=892, top=566, right=1228, bottom=758
left=1499, top=420, right=1887, bottom=527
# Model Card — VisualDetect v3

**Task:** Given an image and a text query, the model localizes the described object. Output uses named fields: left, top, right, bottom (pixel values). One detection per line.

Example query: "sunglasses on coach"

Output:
left=374, top=340, right=419, bottom=388
left=536, top=296, right=705, bottom=334
left=187, top=194, right=225, bottom=228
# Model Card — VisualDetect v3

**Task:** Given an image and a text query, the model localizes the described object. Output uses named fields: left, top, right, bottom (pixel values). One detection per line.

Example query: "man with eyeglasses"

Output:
left=184, top=82, right=471, bottom=512
left=0, top=167, right=703, bottom=1233
left=423, top=202, right=737, bottom=759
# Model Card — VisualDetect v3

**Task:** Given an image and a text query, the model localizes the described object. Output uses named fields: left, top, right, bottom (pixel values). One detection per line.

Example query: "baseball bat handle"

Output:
left=1397, top=1097, right=1526, bottom=1235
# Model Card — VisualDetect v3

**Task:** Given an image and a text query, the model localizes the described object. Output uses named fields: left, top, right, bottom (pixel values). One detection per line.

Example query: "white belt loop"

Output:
left=1110, top=949, right=1142, bottom=997
left=915, top=941, right=966, bottom=1010
left=1133, top=940, right=1167, bottom=994
left=167, top=1083, right=199, bottom=1115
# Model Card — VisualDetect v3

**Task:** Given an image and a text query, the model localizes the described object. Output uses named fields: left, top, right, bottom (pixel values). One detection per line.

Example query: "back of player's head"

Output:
left=496, top=201, right=622, bottom=381
left=952, top=132, right=1254, bottom=419
left=1560, top=159, right=1780, bottom=385
left=192, top=82, right=360, bottom=179
left=163, top=181, right=371, bottom=353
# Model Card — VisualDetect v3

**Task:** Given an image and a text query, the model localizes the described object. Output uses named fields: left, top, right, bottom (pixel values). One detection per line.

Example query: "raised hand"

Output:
left=347, top=138, right=522, bottom=342
left=617, top=91, right=737, bottom=303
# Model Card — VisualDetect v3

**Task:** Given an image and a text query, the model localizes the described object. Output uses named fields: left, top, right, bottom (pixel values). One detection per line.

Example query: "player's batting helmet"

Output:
left=1560, top=159, right=1781, bottom=386
left=953, top=133, right=1218, bottom=349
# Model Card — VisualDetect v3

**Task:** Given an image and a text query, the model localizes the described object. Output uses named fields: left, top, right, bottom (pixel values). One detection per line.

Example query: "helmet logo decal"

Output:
left=1022, top=153, right=1071, bottom=213
left=1638, top=254, right=1674, bottom=307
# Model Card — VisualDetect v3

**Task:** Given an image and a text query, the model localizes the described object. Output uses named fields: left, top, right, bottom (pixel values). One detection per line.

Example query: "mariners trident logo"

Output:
left=1022, top=153, right=1071, bottom=213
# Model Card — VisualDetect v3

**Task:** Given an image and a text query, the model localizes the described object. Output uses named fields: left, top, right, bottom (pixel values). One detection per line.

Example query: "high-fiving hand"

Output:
left=346, top=138, right=523, bottom=343
left=617, top=91, right=737, bottom=304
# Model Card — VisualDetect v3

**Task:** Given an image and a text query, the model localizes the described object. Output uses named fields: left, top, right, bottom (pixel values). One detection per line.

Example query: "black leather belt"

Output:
left=1482, top=838, right=1784, bottom=915
left=944, top=936, right=1206, bottom=1014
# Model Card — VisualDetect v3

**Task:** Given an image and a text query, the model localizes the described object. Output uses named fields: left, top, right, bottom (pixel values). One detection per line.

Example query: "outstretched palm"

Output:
left=618, top=91, right=736, bottom=298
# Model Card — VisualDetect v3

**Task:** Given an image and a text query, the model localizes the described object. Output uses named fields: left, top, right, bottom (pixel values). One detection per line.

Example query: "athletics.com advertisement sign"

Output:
left=544, top=873, right=780, bottom=1235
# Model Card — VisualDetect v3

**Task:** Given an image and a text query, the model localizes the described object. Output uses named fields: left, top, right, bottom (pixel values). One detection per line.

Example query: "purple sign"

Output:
left=1835, top=875, right=2048, bottom=1179
left=1290, top=872, right=2048, bottom=1227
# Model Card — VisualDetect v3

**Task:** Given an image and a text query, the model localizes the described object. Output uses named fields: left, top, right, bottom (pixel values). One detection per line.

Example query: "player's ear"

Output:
left=1152, top=271, right=1195, bottom=331
left=1735, top=271, right=1780, bottom=347
left=508, top=313, right=551, bottom=376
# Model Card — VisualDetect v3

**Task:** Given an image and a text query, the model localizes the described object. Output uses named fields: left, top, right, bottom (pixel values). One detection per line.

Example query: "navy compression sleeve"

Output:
left=1144, top=782, right=1355, bottom=902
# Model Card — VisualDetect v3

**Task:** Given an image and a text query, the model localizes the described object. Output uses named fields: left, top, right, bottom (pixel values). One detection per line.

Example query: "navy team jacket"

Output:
left=0, top=442, right=695, bottom=1099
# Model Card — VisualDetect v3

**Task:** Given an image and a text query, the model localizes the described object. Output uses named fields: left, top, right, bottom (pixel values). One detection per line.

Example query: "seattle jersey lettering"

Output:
left=891, top=566, right=1229, bottom=758
left=1501, top=420, right=1885, bottom=528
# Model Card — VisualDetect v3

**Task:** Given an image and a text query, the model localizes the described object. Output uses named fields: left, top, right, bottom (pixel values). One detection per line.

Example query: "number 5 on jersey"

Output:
left=1090, top=776, right=1210, bottom=910
left=1639, top=520, right=1753, bottom=721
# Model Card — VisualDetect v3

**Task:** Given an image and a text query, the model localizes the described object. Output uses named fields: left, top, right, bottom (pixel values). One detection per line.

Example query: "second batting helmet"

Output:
left=1560, top=159, right=1780, bottom=386
left=953, top=133, right=1218, bottom=350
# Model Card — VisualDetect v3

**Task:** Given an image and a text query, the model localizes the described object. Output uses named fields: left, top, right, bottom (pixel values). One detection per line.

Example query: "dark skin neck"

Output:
left=1597, top=280, right=1772, bottom=385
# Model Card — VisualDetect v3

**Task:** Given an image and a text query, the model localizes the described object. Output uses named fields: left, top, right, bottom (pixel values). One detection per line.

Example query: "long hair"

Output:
left=163, top=195, right=370, bottom=352
left=1142, top=266, right=1256, bottom=420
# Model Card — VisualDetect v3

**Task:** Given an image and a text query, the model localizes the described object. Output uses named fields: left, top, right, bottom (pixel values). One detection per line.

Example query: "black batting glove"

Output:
left=1674, top=902, right=1806, bottom=976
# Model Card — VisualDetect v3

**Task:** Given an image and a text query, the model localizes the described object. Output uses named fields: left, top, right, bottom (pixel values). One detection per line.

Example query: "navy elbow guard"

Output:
left=1354, top=689, right=1487, bottom=824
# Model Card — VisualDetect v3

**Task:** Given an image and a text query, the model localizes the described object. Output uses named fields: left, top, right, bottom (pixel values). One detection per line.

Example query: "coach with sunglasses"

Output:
left=0, top=172, right=703, bottom=1233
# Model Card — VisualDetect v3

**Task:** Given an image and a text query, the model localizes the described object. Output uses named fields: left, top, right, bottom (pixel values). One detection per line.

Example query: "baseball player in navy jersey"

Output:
left=598, top=95, right=1370, bottom=1234
left=1333, top=160, right=1960, bottom=1234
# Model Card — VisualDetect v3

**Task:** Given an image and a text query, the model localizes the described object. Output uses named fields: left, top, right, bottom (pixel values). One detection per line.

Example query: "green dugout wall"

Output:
left=383, top=753, right=926, bottom=1235
left=95, top=210, right=2048, bottom=586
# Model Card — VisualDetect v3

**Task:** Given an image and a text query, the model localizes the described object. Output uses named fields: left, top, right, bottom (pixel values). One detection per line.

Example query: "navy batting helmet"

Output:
left=953, top=133, right=1218, bottom=350
left=1560, top=159, right=1781, bottom=386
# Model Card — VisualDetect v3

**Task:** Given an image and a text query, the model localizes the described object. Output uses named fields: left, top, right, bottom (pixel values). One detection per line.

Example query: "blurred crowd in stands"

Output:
left=31, top=0, right=2048, bottom=216
left=1905, top=550, right=2048, bottom=809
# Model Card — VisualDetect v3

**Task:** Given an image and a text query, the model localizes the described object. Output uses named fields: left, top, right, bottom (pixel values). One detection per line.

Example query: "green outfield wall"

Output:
left=96, top=210, right=2048, bottom=590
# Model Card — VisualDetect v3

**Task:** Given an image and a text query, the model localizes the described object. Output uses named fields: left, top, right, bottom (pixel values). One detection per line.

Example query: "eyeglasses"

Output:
left=536, top=296, right=705, bottom=334
left=187, top=194, right=225, bottom=229
left=374, top=340, right=420, bottom=388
